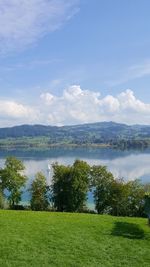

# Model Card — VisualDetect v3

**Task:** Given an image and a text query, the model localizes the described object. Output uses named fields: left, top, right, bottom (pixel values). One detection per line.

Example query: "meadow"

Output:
left=0, top=210, right=150, bottom=267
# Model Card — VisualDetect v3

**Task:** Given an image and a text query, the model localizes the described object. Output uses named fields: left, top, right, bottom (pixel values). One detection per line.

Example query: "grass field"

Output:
left=0, top=211, right=150, bottom=267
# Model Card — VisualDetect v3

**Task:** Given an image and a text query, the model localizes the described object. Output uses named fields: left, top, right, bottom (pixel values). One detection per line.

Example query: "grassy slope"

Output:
left=0, top=211, right=150, bottom=267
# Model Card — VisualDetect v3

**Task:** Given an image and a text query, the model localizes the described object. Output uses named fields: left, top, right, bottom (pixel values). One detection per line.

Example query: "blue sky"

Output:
left=0, top=0, right=150, bottom=126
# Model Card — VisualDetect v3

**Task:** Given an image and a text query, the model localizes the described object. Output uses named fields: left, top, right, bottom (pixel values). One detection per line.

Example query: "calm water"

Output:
left=0, top=147, right=150, bottom=205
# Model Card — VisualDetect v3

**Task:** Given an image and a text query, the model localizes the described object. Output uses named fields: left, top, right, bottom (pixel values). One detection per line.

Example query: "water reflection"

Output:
left=0, top=147, right=150, bottom=204
left=0, top=148, right=150, bottom=184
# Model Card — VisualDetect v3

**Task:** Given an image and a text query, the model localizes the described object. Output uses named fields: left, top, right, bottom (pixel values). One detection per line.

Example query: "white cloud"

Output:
left=1, top=85, right=150, bottom=126
left=0, top=0, right=79, bottom=54
left=39, top=86, right=150, bottom=125
left=40, top=92, right=54, bottom=104
left=0, top=99, right=39, bottom=126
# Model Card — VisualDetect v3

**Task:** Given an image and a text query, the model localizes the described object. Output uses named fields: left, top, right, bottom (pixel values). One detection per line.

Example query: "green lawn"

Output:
left=0, top=211, right=150, bottom=267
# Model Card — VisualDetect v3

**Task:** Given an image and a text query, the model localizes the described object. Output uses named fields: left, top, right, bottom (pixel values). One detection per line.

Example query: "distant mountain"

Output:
left=0, top=122, right=150, bottom=149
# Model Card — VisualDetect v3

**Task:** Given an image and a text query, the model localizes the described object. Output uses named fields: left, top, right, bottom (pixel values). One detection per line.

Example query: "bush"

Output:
left=11, top=205, right=25, bottom=210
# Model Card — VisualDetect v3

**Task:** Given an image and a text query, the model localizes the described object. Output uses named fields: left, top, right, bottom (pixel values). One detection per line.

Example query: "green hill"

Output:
left=0, top=121, right=150, bottom=149
left=0, top=210, right=150, bottom=267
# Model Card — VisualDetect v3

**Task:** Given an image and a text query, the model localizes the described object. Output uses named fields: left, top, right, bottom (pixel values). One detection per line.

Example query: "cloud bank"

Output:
left=0, top=0, right=79, bottom=54
left=0, top=99, right=38, bottom=126
left=40, top=85, right=150, bottom=125
left=0, top=85, right=150, bottom=126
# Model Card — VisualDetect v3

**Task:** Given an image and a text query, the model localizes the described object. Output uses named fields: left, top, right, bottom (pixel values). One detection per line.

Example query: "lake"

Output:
left=0, top=147, right=150, bottom=206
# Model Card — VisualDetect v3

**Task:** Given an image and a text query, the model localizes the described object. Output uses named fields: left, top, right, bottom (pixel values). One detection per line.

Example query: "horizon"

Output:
left=0, top=120, right=150, bottom=129
left=0, top=1, right=150, bottom=126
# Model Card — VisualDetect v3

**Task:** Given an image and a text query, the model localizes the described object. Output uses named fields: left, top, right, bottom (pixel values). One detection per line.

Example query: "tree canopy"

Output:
left=30, top=172, right=49, bottom=211
left=0, top=156, right=149, bottom=219
left=145, top=193, right=150, bottom=225
left=0, top=156, right=27, bottom=208
left=51, top=160, right=90, bottom=212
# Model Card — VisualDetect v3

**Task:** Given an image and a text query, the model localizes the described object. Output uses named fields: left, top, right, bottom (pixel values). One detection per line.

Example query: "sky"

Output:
left=1, top=0, right=150, bottom=126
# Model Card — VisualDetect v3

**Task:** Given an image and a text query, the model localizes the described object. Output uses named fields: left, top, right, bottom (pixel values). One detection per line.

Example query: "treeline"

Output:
left=0, top=157, right=150, bottom=221
left=0, top=122, right=150, bottom=149
left=111, top=139, right=149, bottom=150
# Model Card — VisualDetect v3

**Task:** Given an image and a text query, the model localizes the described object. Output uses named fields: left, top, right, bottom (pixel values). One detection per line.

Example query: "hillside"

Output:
left=0, top=210, right=150, bottom=267
left=0, top=121, right=150, bottom=149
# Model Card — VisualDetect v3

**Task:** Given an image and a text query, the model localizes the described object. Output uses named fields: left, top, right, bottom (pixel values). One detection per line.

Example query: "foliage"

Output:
left=0, top=156, right=27, bottom=208
left=112, top=139, right=149, bottom=150
left=126, top=180, right=145, bottom=217
left=0, top=191, right=4, bottom=209
left=144, top=183, right=150, bottom=193
left=91, top=165, right=114, bottom=214
left=0, top=155, right=148, bottom=218
left=109, top=179, right=144, bottom=217
left=144, top=193, right=150, bottom=225
left=51, top=163, right=71, bottom=211
left=51, top=160, right=90, bottom=212
left=30, top=172, right=49, bottom=211
left=91, top=166, right=145, bottom=216
left=109, top=178, right=129, bottom=216
left=69, top=160, right=91, bottom=211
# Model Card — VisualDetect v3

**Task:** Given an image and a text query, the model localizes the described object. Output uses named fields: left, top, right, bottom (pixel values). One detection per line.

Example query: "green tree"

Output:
left=91, top=165, right=114, bottom=214
left=69, top=160, right=90, bottom=212
left=126, top=179, right=145, bottom=217
left=0, top=156, right=27, bottom=208
left=92, top=165, right=145, bottom=217
left=51, top=163, right=71, bottom=211
left=109, top=178, right=132, bottom=216
left=144, top=193, right=150, bottom=226
left=30, top=172, right=49, bottom=211
left=51, top=160, right=90, bottom=212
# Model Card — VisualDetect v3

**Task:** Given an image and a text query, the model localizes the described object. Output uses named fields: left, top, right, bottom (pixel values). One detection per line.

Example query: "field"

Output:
left=0, top=211, right=150, bottom=267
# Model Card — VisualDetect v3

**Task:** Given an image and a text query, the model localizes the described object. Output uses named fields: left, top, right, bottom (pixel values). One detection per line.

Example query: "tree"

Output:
left=51, top=160, right=90, bottom=212
left=92, top=165, right=146, bottom=216
left=51, top=163, right=71, bottom=212
left=0, top=156, right=27, bottom=208
left=30, top=172, right=49, bottom=211
left=144, top=193, right=150, bottom=226
left=110, top=178, right=129, bottom=216
left=91, top=164, right=146, bottom=217
left=91, top=165, right=114, bottom=214
left=69, top=160, right=90, bottom=212
left=126, top=179, right=145, bottom=217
